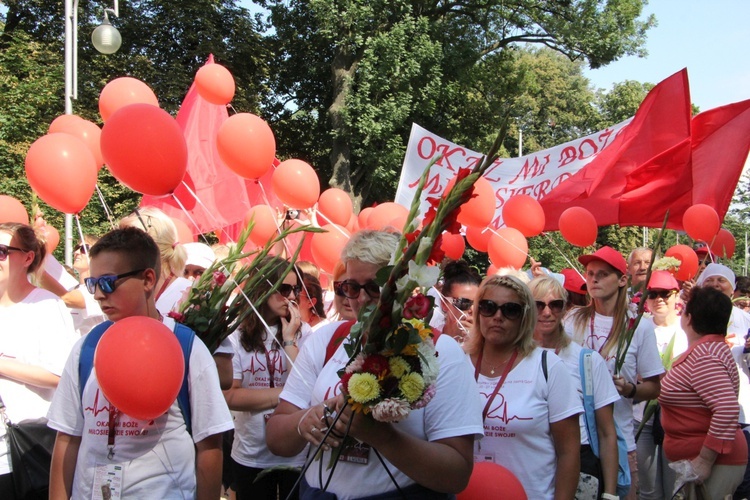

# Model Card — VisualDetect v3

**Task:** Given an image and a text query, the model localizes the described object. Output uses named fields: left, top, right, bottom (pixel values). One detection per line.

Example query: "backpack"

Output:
left=579, top=348, right=631, bottom=498
left=78, top=320, right=195, bottom=435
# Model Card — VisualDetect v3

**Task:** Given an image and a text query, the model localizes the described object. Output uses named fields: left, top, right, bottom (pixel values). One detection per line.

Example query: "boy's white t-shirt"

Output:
left=564, top=311, right=664, bottom=451
left=473, top=348, right=582, bottom=500
left=229, top=327, right=306, bottom=468
left=545, top=342, right=620, bottom=445
left=47, top=319, right=234, bottom=499
left=279, top=321, right=484, bottom=500
left=0, top=288, right=77, bottom=474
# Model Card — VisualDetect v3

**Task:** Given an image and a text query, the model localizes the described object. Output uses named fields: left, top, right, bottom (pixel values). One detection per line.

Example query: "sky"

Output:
left=583, top=0, right=750, bottom=112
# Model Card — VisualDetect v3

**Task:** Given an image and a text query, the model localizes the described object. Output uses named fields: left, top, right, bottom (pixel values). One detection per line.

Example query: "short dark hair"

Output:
left=736, top=276, right=750, bottom=295
left=89, top=227, right=161, bottom=277
left=686, top=286, right=732, bottom=336
left=442, top=260, right=481, bottom=297
left=301, top=272, right=325, bottom=318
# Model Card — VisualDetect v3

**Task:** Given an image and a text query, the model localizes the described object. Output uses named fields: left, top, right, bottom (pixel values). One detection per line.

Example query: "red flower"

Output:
left=422, top=197, right=440, bottom=227
left=167, top=311, right=185, bottom=323
left=456, top=167, right=472, bottom=182
left=403, top=293, right=431, bottom=320
left=362, top=354, right=390, bottom=377
left=428, top=234, right=446, bottom=264
left=340, top=371, right=353, bottom=391
left=213, top=271, right=227, bottom=286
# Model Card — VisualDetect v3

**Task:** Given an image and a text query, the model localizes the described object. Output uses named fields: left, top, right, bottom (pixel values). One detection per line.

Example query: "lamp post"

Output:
left=63, top=0, right=120, bottom=265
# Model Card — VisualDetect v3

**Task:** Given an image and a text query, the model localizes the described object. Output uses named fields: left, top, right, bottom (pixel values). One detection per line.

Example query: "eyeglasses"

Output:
left=84, top=269, right=146, bottom=294
left=74, top=243, right=90, bottom=254
left=646, top=290, right=676, bottom=301
left=477, top=300, right=524, bottom=319
left=449, top=297, right=474, bottom=312
left=535, top=300, right=565, bottom=314
left=338, top=280, right=381, bottom=300
left=0, top=244, right=25, bottom=261
left=333, top=281, right=345, bottom=297
left=277, top=283, right=301, bottom=298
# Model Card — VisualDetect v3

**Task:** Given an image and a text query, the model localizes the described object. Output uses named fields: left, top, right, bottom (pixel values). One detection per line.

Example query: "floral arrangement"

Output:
left=651, top=256, right=682, bottom=274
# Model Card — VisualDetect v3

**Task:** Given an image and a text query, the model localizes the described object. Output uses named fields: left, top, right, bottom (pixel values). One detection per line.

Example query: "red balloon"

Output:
left=682, top=204, right=720, bottom=243
left=466, top=225, right=492, bottom=253
left=559, top=207, right=598, bottom=247
left=99, top=77, right=159, bottom=123
left=457, top=462, right=527, bottom=500
left=42, top=225, right=60, bottom=254
left=710, top=228, right=736, bottom=259
left=49, top=114, right=104, bottom=170
left=318, top=188, right=353, bottom=227
left=25, top=133, right=98, bottom=214
left=502, top=195, right=545, bottom=237
left=443, top=175, right=496, bottom=228
left=0, top=195, right=29, bottom=225
left=245, top=204, right=279, bottom=247
left=487, top=264, right=498, bottom=276
left=367, top=203, right=408, bottom=231
left=217, top=113, right=276, bottom=179
left=441, top=232, right=465, bottom=260
left=488, top=228, right=528, bottom=269
left=665, top=244, right=700, bottom=281
left=358, top=207, right=374, bottom=229
left=272, top=159, right=320, bottom=210
left=94, top=317, right=184, bottom=420
left=345, top=211, right=358, bottom=233
left=171, top=217, right=195, bottom=244
left=101, top=104, right=187, bottom=196
left=195, top=63, right=235, bottom=105
left=311, top=224, right=351, bottom=274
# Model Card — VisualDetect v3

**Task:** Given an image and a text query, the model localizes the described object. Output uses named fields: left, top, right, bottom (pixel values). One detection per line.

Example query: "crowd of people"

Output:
left=2, top=206, right=750, bottom=500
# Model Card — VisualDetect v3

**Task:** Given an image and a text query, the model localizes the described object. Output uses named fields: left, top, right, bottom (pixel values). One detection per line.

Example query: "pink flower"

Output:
left=345, top=353, right=367, bottom=374
left=213, top=271, right=227, bottom=286
left=403, top=294, right=431, bottom=320
left=167, top=311, right=185, bottom=323
left=371, top=398, right=411, bottom=422
left=411, top=384, right=436, bottom=409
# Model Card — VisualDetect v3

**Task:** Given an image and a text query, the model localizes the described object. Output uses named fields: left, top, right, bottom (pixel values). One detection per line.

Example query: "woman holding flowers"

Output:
left=267, top=230, right=484, bottom=499
left=563, top=247, right=664, bottom=500
left=223, top=256, right=308, bottom=500
left=467, top=274, right=582, bottom=499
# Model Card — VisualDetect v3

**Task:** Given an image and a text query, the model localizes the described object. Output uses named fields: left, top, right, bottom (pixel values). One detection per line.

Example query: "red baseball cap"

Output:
left=646, top=270, right=679, bottom=291
left=578, top=246, right=627, bottom=275
left=561, top=268, right=587, bottom=294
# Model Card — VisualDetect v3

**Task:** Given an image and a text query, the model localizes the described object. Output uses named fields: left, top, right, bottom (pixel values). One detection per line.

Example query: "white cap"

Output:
left=183, top=242, right=216, bottom=270
left=696, top=263, right=735, bottom=287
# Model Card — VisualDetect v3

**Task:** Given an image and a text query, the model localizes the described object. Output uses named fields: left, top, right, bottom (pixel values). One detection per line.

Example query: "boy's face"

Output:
left=89, top=250, right=156, bottom=321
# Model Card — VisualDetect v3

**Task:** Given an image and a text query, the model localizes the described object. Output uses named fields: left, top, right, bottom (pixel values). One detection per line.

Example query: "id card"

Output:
left=338, top=441, right=371, bottom=465
left=473, top=452, right=495, bottom=462
left=92, top=463, right=123, bottom=500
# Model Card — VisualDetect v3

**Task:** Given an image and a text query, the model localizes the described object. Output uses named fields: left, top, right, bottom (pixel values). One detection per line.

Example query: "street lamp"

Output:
left=91, top=9, right=121, bottom=54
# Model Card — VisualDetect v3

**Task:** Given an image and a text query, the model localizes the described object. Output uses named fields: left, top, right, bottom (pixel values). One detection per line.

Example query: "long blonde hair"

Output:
left=465, top=275, right=537, bottom=358
left=528, top=276, right=570, bottom=349
left=119, top=207, right=187, bottom=277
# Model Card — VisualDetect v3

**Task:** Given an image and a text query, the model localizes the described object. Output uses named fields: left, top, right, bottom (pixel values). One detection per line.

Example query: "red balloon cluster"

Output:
left=217, top=113, right=276, bottom=180
left=245, top=205, right=279, bottom=247
left=664, top=244, right=699, bottom=281
left=311, top=224, right=351, bottom=274
left=0, top=195, right=29, bottom=225
left=367, top=202, right=409, bottom=231
left=710, top=228, right=736, bottom=259
left=272, top=159, right=320, bottom=210
left=466, top=225, right=492, bottom=253
left=682, top=204, right=720, bottom=243
left=94, top=317, right=184, bottom=420
left=559, top=207, right=598, bottom=247
left=457, top=462, right=527, bottom=500
left=49, top=114, right=104, bottom=170
left=318, top=188, right=353, bottom=227
left=440, top=232, right=465, bottom=260
left=99, top=77, right=159, bottom=123
left=443, top=175, right=496, bottom=229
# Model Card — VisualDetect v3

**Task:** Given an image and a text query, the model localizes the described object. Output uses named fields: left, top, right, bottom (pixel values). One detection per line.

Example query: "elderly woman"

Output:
left=466, top=274, right=581, bottom=499
left=530, top=276, right=619, bottom=499
left=266, top=230, right=483, bottom=499
left=439, top=260, right=481, bottom=345
left=659, top=286, right=748, bottom=497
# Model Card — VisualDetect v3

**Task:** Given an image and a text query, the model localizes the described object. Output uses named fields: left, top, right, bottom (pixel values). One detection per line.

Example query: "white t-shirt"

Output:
left=155, top=277, right=192, bottom=317
left=546, top=342, right=620, bottom=446
left=69, top=285, right=107, bottom=336
left=0, top=288, right=77, bottom=475
left=473, top=348, right=582, bottom=499
left=44, top=254, right=79, bottom=291
left=564, top=311, right=664, bottom=451
left=229, top=327, right=306, bottom=468
left=279, top=321, right=484, bottom=499
left=47, top=321, right=234, bottom=499
left=728, top=307, right=750, bottom=424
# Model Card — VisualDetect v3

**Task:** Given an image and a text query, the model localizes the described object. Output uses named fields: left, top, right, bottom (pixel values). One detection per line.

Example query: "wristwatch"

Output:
left=282, top=340, right=296, bottom=347
left=601, top=493, right=619, bottom=500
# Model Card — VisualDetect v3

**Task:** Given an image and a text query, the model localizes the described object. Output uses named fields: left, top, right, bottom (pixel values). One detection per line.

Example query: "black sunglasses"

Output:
left=0, top=244, right=25, bottom=261
left=535, top=300, right=565, bottom=314
left=84, top=269, right=146, bottom=294
left=478, top=300, right=524, bottom=320
left=74, top=243, right=91, bottom=254
left=338, top=280, right=380, bottom=300
left=277, top=283, right=301, bottom=298
left=646, top=290, right=676, bottom=300
left=449, top=297, right=474, bottom=312
left=333, top=281, right=345, bottom=297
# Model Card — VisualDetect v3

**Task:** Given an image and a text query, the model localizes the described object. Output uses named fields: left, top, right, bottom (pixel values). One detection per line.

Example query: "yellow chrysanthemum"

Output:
left=389, top=356, right=411, bottom=379
left=348, top=373, right=381, bottom=404
left=405, top=318, right=432, bottom=340
left=399, top=372, right=425, bottom=403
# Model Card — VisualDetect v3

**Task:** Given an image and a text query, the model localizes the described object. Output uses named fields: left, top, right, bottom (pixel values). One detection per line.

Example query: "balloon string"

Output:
left=541, top=232, right=585, bottom=274
left=315, top=210, right=353, bottom=239
left=73, top=214, right=90, bottom=269
left=255, top=180, right=296, bottom=259
left=486, top=227, right=531, bottom=259
left=431, top=288, right=471, bottom=343
left=95, top=184, right=117, bottom=230
left=177, top=181, right=236, bottom=244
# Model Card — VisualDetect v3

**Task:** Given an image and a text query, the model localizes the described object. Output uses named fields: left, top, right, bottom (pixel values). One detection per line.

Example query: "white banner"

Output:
left=394, top=121, right=631, bottom=228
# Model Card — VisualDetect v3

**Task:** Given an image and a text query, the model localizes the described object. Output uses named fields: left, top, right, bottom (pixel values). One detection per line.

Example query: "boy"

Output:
left=47, top=227, right=233, bottom=499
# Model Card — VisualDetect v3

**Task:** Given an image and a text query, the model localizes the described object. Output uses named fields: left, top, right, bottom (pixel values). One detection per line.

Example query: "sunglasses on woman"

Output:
left=277, top=283, right=301, bottom=298
left=84, top=269, right=146, bottom=294
left=449, top=297, right=474, bottom=312
left=74, top=243, right=91, bottom=254
left=535, top=300, right=565, bottom=314
left=646, top=290, right=676, bottom=300
left=338, top=280, right=381, bottom=300
left=477, top=299, right=524, bottom=319
left=0, top=244, right=25, bottom=261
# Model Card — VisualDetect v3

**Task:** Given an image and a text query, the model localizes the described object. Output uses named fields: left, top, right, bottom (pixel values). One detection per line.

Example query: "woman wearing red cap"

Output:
left=564, top=246, right=664, bottom=500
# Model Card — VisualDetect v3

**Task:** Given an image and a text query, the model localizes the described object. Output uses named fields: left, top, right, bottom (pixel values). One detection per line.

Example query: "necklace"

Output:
left=486, top=353, right=513, bottom=375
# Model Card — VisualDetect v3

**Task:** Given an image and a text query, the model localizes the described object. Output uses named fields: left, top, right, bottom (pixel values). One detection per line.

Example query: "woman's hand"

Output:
left=690, top=456, right=713, bottom=483
left=281, top=300, right=302, bottom=344
left=297, top=397, right=345, bottom=450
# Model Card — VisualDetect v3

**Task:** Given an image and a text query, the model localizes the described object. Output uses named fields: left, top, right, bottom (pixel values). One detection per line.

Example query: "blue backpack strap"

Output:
left=78, top=321, right=114, bottom=401
left=578, top=348, right=599, bottom=456
left=172, top=323, right=195, bottom=436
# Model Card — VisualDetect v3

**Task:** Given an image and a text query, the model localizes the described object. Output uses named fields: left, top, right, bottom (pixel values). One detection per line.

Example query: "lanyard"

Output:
left=155, top=273, right=175, bottom=302
left=474, top=349, right=518, bottom=421
left=264, top=349, right=276, bottom=388
left=107, top=407, right=120, bottom=459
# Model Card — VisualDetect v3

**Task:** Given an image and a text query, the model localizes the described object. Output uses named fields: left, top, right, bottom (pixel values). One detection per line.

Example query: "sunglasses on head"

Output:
left=646, top=290, right=676, bottom=300
left=478, top=299, right=524, bottom=319
left=84, top=269, right=146, bottom=294
left=0, top=244, right=25, bottom=261
left=74, top=243, right=91, bottom=254
left=535, top=299, right=565, bottom=314
left=449, top=297, right=474, bottom=312
left=277, top=283, right=301, bottom=298
left=338, top=280, right=381, bottom=300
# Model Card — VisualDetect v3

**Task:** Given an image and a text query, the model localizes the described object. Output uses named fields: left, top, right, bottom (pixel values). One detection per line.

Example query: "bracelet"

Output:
left=627, top=382, right=637, bottom=399
left=283, top=340, right=296, bottom=347
left=296, top=407, right=314, bottom=437
left=601, top=493, right=619, bottom=500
